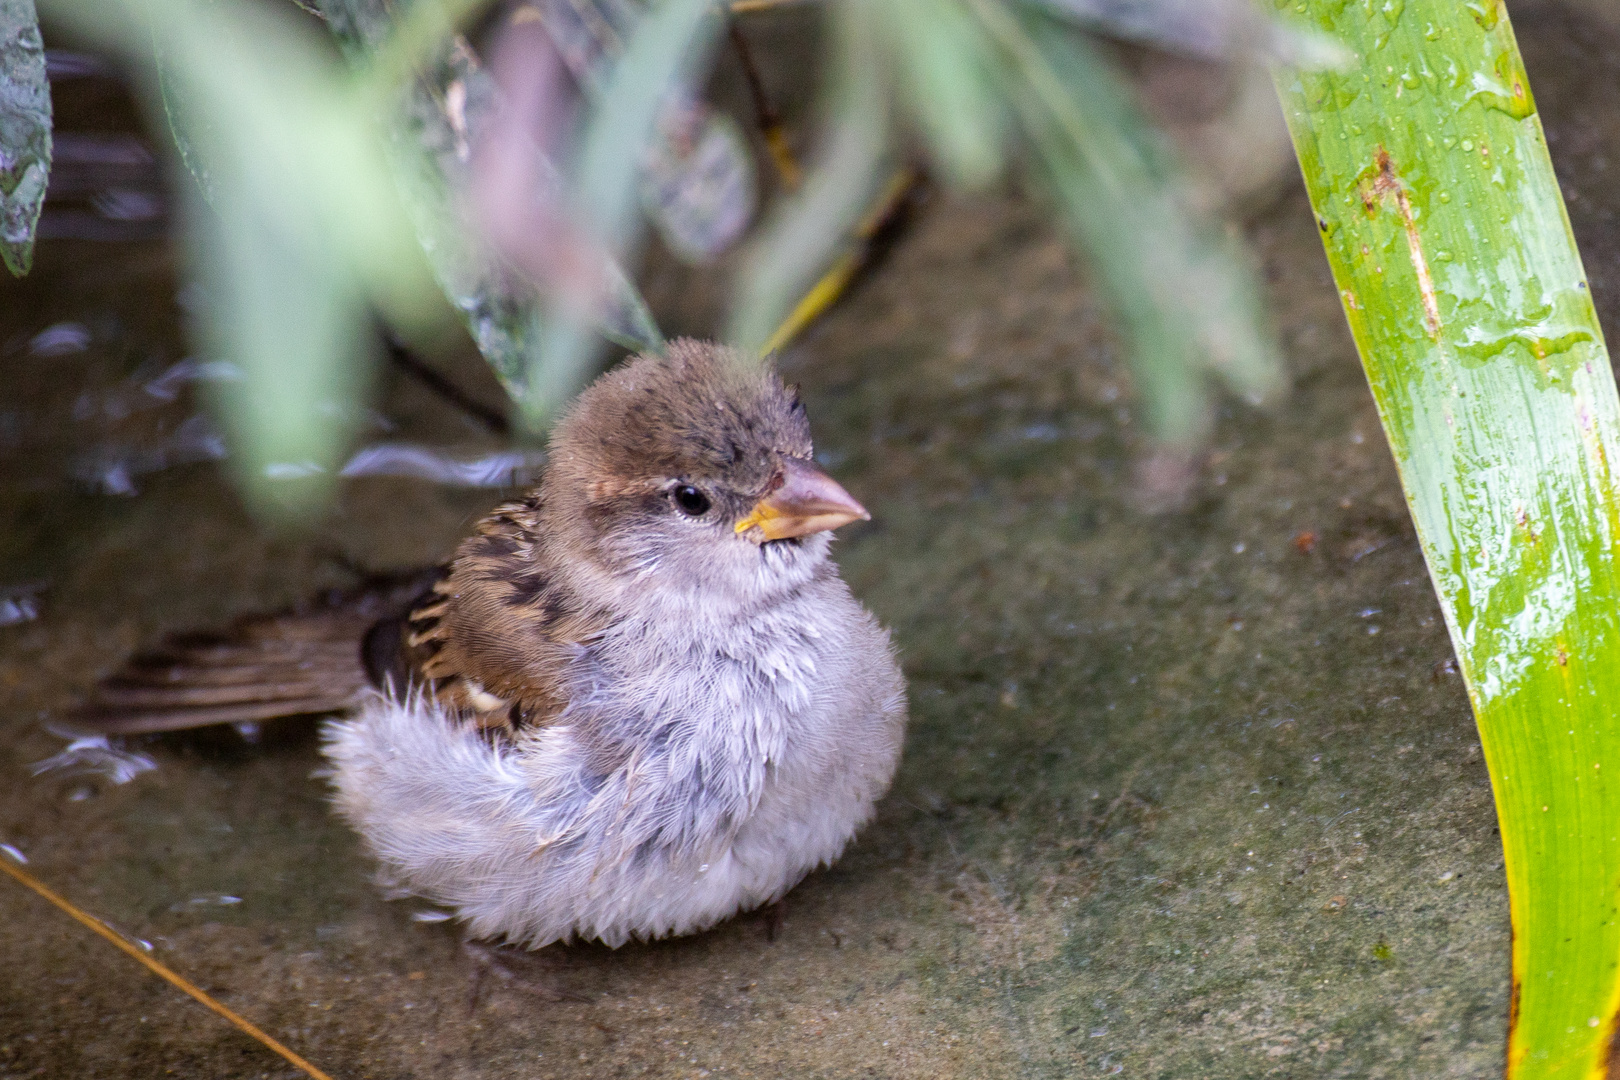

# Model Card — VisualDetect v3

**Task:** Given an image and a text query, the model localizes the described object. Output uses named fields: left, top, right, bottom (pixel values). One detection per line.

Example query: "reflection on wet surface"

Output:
left=4, top=4, right=1620, bottom=1077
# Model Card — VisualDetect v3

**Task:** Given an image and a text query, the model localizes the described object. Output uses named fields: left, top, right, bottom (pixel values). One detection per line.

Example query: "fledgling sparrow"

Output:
left=74, top=340, right=907, bottom=948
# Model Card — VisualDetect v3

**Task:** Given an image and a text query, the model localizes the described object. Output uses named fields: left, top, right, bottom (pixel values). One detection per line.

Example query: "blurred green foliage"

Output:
left=317, top=0, right=666, bottom=410
left=44, top=0, right=442, bottom=512
left=11, top=0, right=1303, bottom=513
left=732, top=0, right=1290, bottom=444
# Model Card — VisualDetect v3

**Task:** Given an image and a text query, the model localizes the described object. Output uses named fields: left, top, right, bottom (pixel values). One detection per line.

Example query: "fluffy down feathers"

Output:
left=324, top=576, right=905, bottom=947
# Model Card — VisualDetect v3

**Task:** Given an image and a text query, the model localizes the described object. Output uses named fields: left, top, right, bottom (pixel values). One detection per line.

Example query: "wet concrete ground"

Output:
left=5, top=3, right=1620, bottom=1078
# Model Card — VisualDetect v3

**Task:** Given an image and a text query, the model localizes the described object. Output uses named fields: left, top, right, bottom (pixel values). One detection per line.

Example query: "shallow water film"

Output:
left=7, top=3, right=1620, bottom=1077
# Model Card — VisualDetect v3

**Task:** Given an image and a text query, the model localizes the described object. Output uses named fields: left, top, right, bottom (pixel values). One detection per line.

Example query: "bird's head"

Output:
left=541, top=340, right=869, bottom=606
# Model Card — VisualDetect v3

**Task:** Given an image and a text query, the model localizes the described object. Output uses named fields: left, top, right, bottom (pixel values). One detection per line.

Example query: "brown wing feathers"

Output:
left=399, top=497, right=591, bottom=731
left=68, top=498, right=590, bottom=736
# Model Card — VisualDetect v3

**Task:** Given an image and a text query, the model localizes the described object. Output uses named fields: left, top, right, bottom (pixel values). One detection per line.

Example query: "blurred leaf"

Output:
left=354, top=0, right=487, bottom=78
left=640, top=98, right=755, bottom=263
left=310, top=0, right=393, bottom=52
left=533, top=0, right=759, bottom=264
left=972, top=0, right=1283, bottom=441
left=1025, top=0, right=1349, bottom=67
left=45, top=0, right=443, bottom=515
left=529, top=0, right=725, bottom=419
left=386, top=33, right=585, bottom=397
left=732, top=0, right=1281, bottom=436
left=152, top=39, right=212, bottom=203
left=526, top=0, right=758, bottom=265
left=319, top=0, right=664, bottom=412
left=519, top=0, right=638, bottom=92
left=0, top=0, right=51, bottom=277
left=163, top=0, right=436, bottom=512
left=870, top=0, right=1003, bottom=190
left=726, top=0, right=889, bottom=352
left=568, top=0, right=726, bottom=262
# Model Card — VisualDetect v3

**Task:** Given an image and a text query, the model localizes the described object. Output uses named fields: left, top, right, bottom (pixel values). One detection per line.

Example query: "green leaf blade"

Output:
left=1277, top=3, right=1620, bottom=1074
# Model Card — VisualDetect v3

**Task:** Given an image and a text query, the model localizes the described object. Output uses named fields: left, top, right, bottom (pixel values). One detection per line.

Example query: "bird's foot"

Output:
left=761, top=898, right=787, bottom=943
left=462, top=940, right=593, bottom=1007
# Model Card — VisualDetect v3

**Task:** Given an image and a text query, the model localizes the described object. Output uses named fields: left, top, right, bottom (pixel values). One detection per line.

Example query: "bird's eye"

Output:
left=673, top=485, right=711, bottom=516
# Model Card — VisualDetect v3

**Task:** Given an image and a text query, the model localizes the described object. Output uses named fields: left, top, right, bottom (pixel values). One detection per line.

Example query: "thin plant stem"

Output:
left=0, top=852, right=336, bottom=1080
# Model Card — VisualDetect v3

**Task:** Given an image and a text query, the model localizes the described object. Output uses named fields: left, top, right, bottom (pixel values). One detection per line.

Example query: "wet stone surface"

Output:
left=4, top=4, right=1620, bottom=1078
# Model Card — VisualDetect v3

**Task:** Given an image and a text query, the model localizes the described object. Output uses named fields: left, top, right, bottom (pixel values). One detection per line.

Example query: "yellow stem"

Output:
left=0, top=853, right=336, bottom=1080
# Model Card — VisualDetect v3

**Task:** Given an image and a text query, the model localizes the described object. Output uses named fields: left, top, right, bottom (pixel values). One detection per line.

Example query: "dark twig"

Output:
left=465, top=962, right=487, bottom=1017
left=761, top=897, right=787, bottom=942
left=729, top=0, right=817, bottom=13
left=728, top=22, right=801, bottom=189
left=383, top=333, right=511, bottom=437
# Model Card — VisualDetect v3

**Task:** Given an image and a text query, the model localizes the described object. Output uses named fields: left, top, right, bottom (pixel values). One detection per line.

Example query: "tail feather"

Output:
left=101, top=659, right=360, bottom=692
left=65, top=575, right=438, bottom=735
left=73, top=698, right=367, bottom=735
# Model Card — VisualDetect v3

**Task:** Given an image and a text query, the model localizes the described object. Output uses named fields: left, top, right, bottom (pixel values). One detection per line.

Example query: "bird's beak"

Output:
left=735, top=457, right=870, bottom=542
